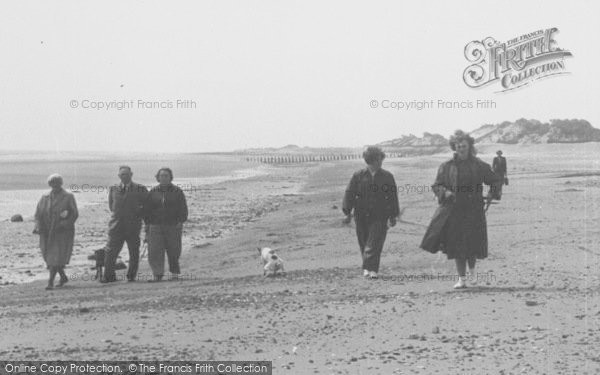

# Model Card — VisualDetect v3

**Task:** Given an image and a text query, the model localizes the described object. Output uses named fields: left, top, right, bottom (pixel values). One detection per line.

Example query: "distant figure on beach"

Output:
left=492, top=150, right=508, bottom=199
left=420, top=131, right=502, bottom=289
left=102, top=166, right=148, bottom=283
left=144, top=168, right=188, bottom=282
left=33, top=174, right=79, bottom=290
left=342, top=146, right=400, bottom=279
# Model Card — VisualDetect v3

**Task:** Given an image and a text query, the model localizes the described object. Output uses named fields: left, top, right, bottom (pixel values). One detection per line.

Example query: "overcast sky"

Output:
left=0, top=0, right=598, bottom=152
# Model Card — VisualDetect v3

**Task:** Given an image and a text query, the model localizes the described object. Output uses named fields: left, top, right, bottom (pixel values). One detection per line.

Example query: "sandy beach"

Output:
left=0, top=144, right=599, bottom=374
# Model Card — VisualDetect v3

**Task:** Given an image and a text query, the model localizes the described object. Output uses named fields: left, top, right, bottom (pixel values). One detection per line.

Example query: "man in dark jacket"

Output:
left=342, top=146, right=400, bottom=279
left=492, top=150, right=508, bottom=199
left=144, top=167, right=188, bottom=281
left=103, top=166, right=148, bottom=283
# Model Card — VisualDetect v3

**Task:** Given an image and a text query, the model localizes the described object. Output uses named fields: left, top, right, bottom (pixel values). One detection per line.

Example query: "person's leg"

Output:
left=455, top=257, right=467, bottom=277
left=125, top=232, right=141, bottom=281
left=57, top=265, right=68, bottom=286
left=467, top=257, right=477, bottom=282
left=454, top=257, right=467, bottom=288
left=165, top=224, right=182, bottom=279
left=147, top=225, right=166, bottom=281
left=355, top=215, right=370, bottom=274
left=104, top=232, right=125, bottom=282
left=467, top=257, right=476, bottom=269
left=365, top=220, right=388, bottom=275
left=47, top=266, right=58, bottom=290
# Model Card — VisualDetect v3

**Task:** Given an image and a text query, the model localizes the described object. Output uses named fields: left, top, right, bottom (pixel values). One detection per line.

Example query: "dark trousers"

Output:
left=104, top=227, right=141, bottom=281
left=355, top=215, right=388, bottom=272
left=147, top=224, right=182, bottom=277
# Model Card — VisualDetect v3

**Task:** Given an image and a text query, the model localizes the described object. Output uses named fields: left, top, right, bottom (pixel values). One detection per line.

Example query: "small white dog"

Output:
left=258, top=247, right=285, bottom=277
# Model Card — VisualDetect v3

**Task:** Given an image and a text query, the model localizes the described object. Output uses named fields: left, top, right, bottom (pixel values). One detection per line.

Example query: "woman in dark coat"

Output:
left=144, top=167, right=188, bottom=282
left=420, top=131, right=502, bottom=289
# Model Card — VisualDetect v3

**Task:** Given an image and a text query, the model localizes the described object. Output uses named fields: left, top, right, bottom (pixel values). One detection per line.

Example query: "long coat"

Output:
left=34, top=189, right=79, bottom=267
left=420, top=154, right=502, bottom=259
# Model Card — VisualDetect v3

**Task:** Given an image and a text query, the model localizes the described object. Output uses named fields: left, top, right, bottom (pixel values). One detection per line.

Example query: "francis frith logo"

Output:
left=463, top=28, right=572, bottom=92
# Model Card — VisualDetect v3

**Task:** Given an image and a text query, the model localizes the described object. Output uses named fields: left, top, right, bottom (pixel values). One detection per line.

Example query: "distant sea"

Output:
left=0, top=151, right=263, bottom=220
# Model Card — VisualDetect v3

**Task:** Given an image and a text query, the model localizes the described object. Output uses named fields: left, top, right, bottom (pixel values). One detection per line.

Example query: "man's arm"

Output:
left=178, top=189, right=188, bottom=223
left=137, top=184, right=149, bottom=216
left=481, top=161, right=503, bottom=200
left=142, top=189, right=152, bottom=229
left=388, top=174, right=400, bottom=227
left=108, top=186, right=114, bottom=212
left=342, top=173, right=358, bottom=216
left=389, top=174, right=400, bottom=219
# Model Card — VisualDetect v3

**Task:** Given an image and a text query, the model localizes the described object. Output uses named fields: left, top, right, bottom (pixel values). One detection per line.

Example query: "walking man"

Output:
left=102, top=166, right=148, bottom=283
left=342, top=146, right=400, bottom=279
left=492, top=150, right=508, bottom=199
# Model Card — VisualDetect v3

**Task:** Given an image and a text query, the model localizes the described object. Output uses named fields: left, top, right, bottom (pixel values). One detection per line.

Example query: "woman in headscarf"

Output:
left=420, top=131, right=502, bottom=289
left=34, top=174, right=79, bottom=290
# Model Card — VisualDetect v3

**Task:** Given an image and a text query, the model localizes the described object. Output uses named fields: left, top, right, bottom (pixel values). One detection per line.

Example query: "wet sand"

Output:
left=0, top=144, right=599, bottom=374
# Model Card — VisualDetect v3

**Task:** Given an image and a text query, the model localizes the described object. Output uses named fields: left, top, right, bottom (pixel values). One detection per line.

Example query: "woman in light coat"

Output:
left=34, top=174, right=79, bottom=290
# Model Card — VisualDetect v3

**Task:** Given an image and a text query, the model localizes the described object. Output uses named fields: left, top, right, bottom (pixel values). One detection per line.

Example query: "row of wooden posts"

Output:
left=244, top=153, right=403, bottom=164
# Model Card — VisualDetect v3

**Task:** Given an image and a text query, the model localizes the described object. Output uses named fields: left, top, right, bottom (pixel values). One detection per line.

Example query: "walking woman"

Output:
left=420, top=131, right=502, bottom=289
left=34, top=174, right=79, bottom=290
left=144, top=167, right=188, bottom=282
left=342, top=146, right=400, bottom=279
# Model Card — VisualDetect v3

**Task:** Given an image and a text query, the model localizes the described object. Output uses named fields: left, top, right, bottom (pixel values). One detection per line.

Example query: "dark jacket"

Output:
left=420, top=154, right=502, bottom=257
left=108, top=181, right=148, bottom=233
left=144, top=183, right=188, bottom=225
left=342, top=168, right=400, bottom=220
left=493, top=156, right=507, bottom=175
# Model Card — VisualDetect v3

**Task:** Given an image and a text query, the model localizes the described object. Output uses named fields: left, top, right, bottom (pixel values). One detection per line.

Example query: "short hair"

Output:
left=155, top=167, right=173, bottom=182
left=449, top=130, right=477, bottom=155
left=47, top=173, right=63, bottom=186
left=118, top=165, right=132, bottom=173
left=362, top=146, right=386, bottom=164
left=496, top=150, right=503, bottom=155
